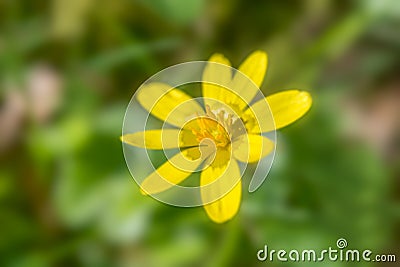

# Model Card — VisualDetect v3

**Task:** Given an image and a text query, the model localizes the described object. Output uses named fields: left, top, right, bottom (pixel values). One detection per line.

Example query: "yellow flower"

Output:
left=121, top=51, right=312, bottom=223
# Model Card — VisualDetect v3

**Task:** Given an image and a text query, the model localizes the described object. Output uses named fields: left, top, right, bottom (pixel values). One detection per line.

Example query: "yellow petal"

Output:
left=237, top=50, right=267, bottom=88
left=231, top=50, right=267, bottom=104
left=137, top=82, right=203, bottom=128
left=202, top=53, right=232, bottom=107
left=246, top=90, right=312, bottom=132
left=233, top=134, right=274, bottom=163
left=267, top=90, right=312, bottom=130
left=140, top=147, right=202, bottom=195
left=202, top=54, right=248, bottom=111
left=121, top=129, right=182, bottom=149
left=201, top=159, right=241, bottom=223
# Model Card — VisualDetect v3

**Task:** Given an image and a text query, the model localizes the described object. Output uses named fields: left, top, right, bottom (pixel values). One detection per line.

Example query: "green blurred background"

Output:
left=0, top=0, right=399, bottom=266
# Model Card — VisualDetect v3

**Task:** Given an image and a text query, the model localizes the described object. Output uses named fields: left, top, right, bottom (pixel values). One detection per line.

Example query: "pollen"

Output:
left=189, top=105, right=244, bottom=149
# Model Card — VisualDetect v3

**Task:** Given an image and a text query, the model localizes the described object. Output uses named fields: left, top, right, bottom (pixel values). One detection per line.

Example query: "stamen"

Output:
left=205, top=105, right=216, bottom=119
left=218, top=110, right=225, bottom=124
left=188, top=105, right=245, bottom=149
left=227, top=114, right=233, bottom=129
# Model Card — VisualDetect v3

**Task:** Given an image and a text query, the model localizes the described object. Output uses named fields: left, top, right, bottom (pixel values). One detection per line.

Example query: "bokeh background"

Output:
left=1, top=0, right=399, bottom=266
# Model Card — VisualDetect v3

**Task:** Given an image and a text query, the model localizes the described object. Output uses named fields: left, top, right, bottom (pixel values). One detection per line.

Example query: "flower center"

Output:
left=190, top=105, right=245, bottom=148
left=179, top=105, right=248, bottom=164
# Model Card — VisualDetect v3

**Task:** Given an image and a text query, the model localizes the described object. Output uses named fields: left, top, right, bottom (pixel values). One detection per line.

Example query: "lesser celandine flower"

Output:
left=122, top=51, right=312, bottom=223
